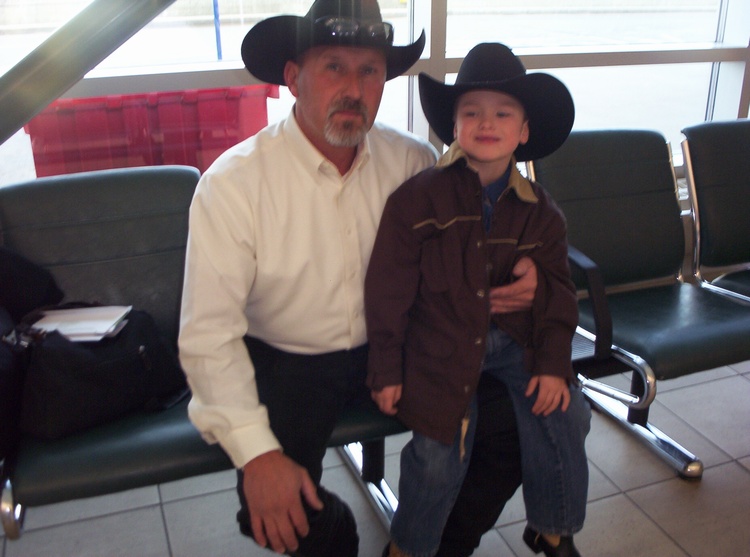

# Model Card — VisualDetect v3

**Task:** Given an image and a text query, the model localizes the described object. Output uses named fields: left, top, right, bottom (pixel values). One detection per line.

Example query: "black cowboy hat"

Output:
left=418, top=43, right=575, bottom=161
left=241, top=0, right=425, bottom=86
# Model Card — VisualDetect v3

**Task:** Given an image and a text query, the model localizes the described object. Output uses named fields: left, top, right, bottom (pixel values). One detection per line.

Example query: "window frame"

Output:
left=6, top=0, right=750, bottom=157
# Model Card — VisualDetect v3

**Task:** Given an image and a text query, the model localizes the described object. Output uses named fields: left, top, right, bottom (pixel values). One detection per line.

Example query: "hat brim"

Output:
left=242, top=16, right=425, bottom=86
left=418, top=72, right=575, bottom=161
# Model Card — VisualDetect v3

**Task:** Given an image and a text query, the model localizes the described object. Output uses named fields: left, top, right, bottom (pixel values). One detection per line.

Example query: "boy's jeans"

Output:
left=390, top=399, right=478, bottom=557
left=484, top=326, right=591, bottom=535
left=389, top=332, right=522, bottom=556
left=391, top=328, right=591, bottom=556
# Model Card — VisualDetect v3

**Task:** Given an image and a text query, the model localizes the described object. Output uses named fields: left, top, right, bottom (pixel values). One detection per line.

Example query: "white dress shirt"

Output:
left=178, top=110, right=437, bottom=468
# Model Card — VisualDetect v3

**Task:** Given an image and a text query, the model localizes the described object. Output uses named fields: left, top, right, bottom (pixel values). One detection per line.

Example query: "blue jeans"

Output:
left=435, top=373, right=522, bottom=557
left=483, top=326, right=591, bottom=535
left=390, top=404, right=478, bottom=557
left=392, top=329, right=591, bottom=555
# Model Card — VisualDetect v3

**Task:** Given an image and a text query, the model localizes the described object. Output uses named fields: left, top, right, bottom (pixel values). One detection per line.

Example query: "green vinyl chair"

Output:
left=527, top=129, right=750, bottom=479
left=682, top=119, right=750, bottom=303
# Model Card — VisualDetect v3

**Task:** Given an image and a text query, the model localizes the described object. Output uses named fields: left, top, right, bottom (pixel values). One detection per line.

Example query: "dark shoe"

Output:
left=523, top=526, right=581, bottom=557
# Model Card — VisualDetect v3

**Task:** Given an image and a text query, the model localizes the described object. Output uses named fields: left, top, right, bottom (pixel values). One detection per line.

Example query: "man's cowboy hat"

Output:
left=241, top=0, right=425, bottom=86
left=418, top=43, right=574, bottom=161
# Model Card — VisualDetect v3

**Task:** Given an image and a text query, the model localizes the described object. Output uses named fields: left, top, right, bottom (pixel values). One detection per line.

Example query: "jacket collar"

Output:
left=436, top=141, right=538, bottom=203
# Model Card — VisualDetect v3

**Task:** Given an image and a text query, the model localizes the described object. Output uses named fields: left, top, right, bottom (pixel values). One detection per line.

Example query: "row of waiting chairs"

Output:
left=525, top=119, right=750, bottom=479
left=682, top=121, right=750, bottom=300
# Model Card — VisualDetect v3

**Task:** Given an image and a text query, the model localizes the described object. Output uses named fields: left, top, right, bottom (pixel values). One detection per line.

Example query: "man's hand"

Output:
left=490, top=256, right=537, bottom=314
left=372, top=384, right=402, bottom=416
left=525, top=375, right=570, bottom=416
left=242, top=450, right=323, bottom=553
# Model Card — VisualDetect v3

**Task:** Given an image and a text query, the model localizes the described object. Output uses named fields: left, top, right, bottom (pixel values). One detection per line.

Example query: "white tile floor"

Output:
left=3, top=361, right=750, bottom=557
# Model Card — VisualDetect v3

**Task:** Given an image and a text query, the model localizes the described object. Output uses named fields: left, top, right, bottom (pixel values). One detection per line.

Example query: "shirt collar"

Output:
left=436, top=141, right=538, bottom=203
left=285, top=107, right=370, bottom=178
left=484, top=166, right=510, bottom=206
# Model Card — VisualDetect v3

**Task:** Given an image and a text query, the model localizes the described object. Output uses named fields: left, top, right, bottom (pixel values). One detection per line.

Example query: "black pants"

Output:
left=435, top=373, right=523, bottom=557
left=236, top=336, right=369, bottom=557
left=236, top=337, right=522, bottom=557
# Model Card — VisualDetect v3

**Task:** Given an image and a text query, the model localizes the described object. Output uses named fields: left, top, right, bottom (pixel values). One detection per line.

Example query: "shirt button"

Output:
left=464, top=385, right=470, bottom=393
left=474, top=337, right=483, bottom=345
left=476, top=240, right=483, bottom=248
left=476, top=289, right=485, bottom=298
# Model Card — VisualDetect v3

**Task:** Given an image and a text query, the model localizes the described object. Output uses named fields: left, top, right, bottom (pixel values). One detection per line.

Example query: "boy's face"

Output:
left=453, top=90, right=529, bottom=171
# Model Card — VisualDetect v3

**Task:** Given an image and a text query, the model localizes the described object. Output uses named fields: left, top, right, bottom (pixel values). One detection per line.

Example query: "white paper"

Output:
left=32, top=305, right=132, bottom=341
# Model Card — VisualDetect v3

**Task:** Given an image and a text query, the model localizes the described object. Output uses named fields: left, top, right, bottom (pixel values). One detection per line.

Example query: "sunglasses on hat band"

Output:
left=314, top=17, right=394, bottom=45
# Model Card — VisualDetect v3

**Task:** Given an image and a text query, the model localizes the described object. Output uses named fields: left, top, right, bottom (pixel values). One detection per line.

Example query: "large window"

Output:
left=0, top=1, right=410, bottom=75
left=445, top=1, right=722, bottom=55
left=440, top=61, right=719, bottom=155
left=434, top=1, right=745, bottom=153
left=0, top=0, right=747, bottom=185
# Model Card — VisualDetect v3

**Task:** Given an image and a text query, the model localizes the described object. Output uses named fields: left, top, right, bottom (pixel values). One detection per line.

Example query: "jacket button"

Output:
left=476, top=240, right=483, bottom=248
left=474, top=337, right=483, bottom=345
left=464, top=385, right=470, bottom=393
left=477, top=289, right=485, bottom=298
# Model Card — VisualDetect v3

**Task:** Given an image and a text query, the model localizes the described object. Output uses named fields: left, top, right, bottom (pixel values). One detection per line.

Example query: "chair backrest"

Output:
left=528, top=129, right=684, bottom=289
left=681, top=119, right=750, bottom=274
left=0, top=165, right=200, bottom=343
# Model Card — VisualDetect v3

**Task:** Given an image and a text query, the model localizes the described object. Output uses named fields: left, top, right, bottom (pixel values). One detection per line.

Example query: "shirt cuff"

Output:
left=218, top=423, right=283, bottom=469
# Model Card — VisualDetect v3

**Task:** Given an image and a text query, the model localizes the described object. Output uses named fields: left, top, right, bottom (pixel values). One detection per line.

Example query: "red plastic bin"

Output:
left=24, top=84, right=279, bottom=177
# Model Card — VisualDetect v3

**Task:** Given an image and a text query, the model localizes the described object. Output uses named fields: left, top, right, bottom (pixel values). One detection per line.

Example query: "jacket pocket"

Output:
left=419, top=238, right=450, bottom=293
left=408, top=320, right=456, bottom=360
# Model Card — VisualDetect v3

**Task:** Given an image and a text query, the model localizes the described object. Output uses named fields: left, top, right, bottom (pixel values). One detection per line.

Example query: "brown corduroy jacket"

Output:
left=365, top=148, right=578, bottom=445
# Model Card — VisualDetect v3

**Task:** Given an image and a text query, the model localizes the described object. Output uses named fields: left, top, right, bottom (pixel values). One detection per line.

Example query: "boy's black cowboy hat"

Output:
left=418, top=43, right=575, bottom=161
left=242, top=0, right=425, bottom=86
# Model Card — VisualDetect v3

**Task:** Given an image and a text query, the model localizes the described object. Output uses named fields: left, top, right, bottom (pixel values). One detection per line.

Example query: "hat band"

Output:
left=313, top=17, right=394, bottom=46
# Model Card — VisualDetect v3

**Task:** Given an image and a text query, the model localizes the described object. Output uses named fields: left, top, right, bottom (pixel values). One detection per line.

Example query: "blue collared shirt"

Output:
left=482, top=165, right=511, bottom=231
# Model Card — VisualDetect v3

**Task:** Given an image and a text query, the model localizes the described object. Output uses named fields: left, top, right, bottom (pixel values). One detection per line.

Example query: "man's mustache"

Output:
left=328, top=98, right=369, bottom=120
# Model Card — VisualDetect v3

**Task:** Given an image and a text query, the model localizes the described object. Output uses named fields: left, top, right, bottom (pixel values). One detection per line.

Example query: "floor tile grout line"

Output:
left=585, top=458, right=625, bottom=503
left=621, top=488, right=693, bottom=557
left=653, top=377, right=745, bottom=463
left=3, top=362, right=747, bottom=557
left=17, top=484, right=238, bottom=538
left=157, top=484, right=174, bottom=557
left=160, top=486, right=238, bottom=507
left=496, top=527, right=522, bottom=557
left=17, top=502, right=164, bottom=537
left=658, top=413, right=728, bottom=458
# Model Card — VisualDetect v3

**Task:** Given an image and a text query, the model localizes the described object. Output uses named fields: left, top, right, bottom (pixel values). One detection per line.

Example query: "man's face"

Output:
left=284, top=46, right=387, bottom=149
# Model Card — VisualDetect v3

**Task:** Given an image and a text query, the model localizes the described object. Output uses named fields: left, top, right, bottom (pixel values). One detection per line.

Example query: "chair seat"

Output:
left=712, top=269, right=750, bottom=299
left=10, top=398, right=405, bottom=508
left=579, top=283, right=750, bottom=380
left=328, top=403, right=407, bottom=447
left=10, top=399, right=231, bottom=507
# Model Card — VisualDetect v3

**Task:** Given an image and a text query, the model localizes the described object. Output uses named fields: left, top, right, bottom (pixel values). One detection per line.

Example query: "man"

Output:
left=179, top=1, right=536, bottom=555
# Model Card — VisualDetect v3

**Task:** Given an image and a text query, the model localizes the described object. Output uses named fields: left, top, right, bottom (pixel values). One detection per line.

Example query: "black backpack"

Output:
left=0, top=247, right=64, bottom=323
left=1, top=306, right=24, bottom=461
left=1, top=248, right=63, bottom=460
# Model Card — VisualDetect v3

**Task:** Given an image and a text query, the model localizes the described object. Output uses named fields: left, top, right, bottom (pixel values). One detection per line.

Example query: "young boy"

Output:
left=365, top=43, right=591, bottom=557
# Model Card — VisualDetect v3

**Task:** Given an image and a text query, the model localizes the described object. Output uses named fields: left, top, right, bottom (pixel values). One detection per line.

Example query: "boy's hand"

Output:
left=372, top=384, right=402, bottom=416
left=526, top=375, right=570, bottom=416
